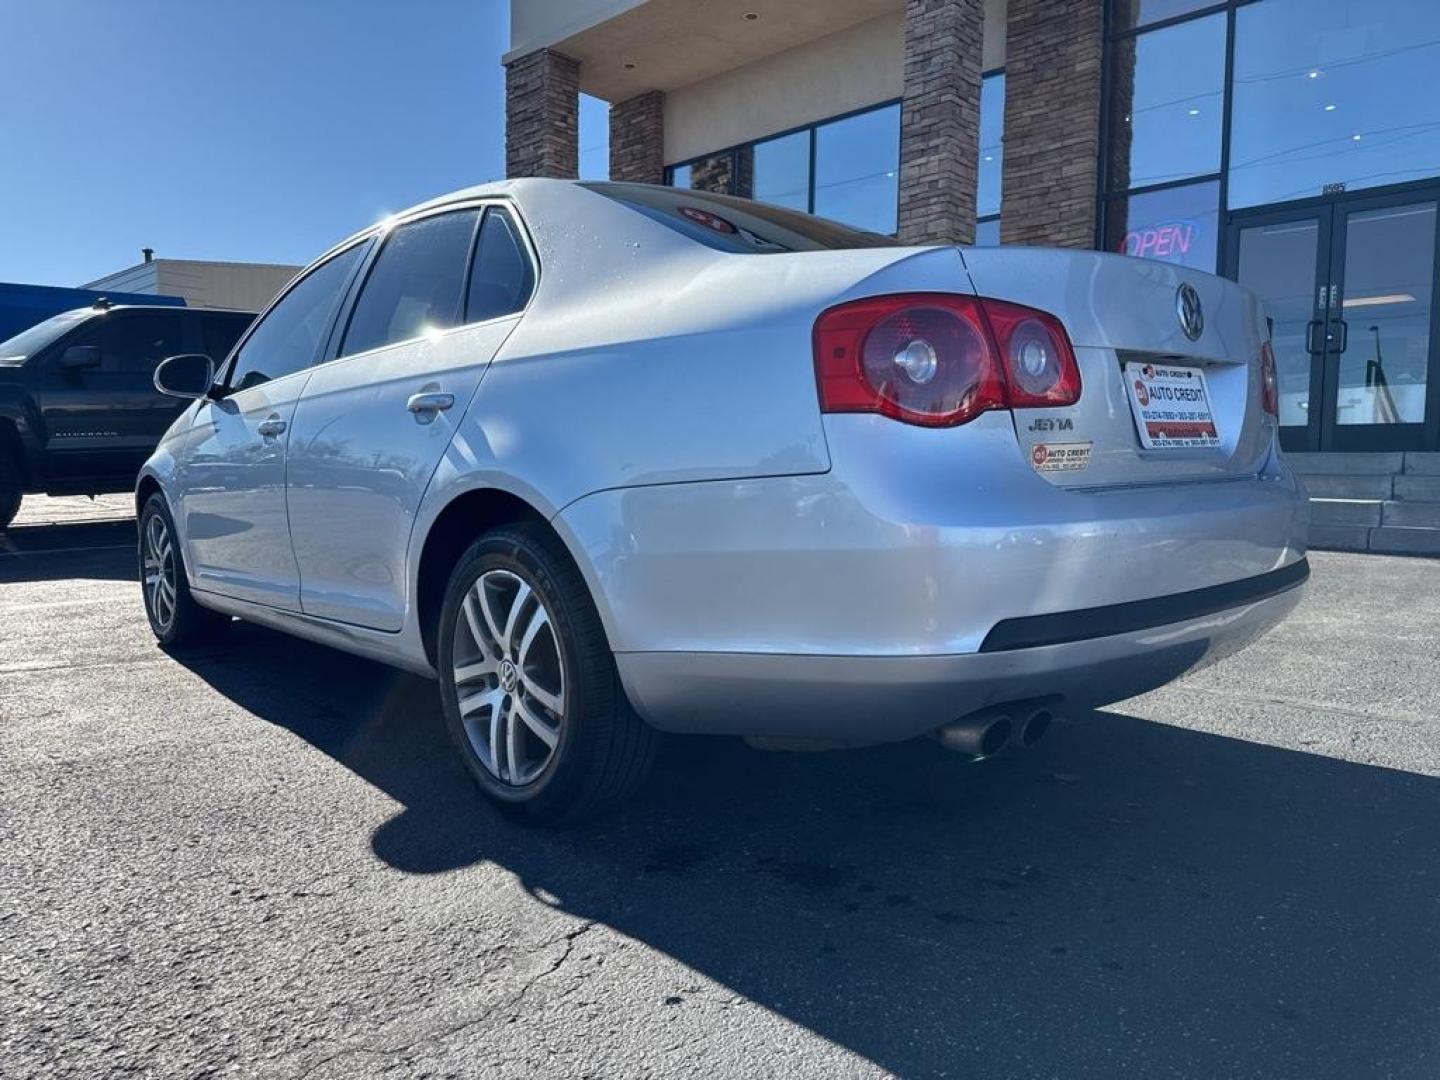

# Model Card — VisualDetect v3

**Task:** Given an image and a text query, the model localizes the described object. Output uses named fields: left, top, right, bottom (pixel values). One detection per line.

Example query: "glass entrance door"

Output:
left=1230, top=208, right=1329, bottom=451
left=1229, top=186, right=1440, bottom=452
left=1328, top=196, right=1436, bottom=448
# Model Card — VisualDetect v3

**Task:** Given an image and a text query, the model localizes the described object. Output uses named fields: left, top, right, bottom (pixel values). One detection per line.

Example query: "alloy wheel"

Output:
left=451, top=569, right=565, bottom=786
left=143, top=514, right=177, bottom=632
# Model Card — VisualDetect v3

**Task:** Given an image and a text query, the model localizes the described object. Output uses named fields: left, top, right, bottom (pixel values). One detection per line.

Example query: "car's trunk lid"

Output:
left=958, top=247, right=1274, bottom=488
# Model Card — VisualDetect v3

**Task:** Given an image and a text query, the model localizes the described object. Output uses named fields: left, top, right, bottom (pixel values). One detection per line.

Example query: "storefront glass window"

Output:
left=1105, top=179, right=1220, bottom=271
left=978, top=73, right=1005, bottom=220
left=814, top=104, right=901, bottom=234
left=1229, top=0, right=1440, bottom=209
left=752, top=130, right=811, bottom=212
left=1107, top=12, right=1225, bottom=191
left=667, top=102, right=900, bottom=234
left=671, top=151, right=738, bottom=195
left=1111, top=0, right=1221, bottom=31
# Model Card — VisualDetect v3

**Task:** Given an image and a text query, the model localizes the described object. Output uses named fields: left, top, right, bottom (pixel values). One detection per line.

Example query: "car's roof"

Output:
left=305, top=178, right=587, bottom=271
left=406, top=177, right=671, bottom=214
left=405, top=176, right=610, bottom=213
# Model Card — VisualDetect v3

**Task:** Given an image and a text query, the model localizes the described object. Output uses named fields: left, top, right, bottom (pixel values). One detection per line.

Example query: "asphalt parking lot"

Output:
left=2, top=497, right=1439, bottom=1079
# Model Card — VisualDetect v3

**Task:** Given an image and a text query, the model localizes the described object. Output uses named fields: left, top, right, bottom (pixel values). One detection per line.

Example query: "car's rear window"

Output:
left=581, top=182, right=897, bottom=254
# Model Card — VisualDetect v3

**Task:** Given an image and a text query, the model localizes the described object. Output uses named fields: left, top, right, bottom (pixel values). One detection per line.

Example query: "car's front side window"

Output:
left=227, top=242, right=367, bottom=393
left=339, top=209, right=481, bottom=358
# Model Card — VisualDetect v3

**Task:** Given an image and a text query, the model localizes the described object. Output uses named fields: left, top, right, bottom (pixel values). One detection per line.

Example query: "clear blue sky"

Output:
left=0, top=0, right=608, bottom=287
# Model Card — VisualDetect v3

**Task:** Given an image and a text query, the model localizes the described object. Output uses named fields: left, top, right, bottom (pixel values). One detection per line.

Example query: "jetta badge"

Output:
left=1176, top=282, right=1204, bottom=341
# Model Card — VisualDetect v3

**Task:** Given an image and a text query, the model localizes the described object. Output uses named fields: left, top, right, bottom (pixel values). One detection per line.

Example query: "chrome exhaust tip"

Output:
left=935, top=711, right=1013, bottom=761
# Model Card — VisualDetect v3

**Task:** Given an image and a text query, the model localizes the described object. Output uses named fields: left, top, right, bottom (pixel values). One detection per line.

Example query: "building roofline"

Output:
left=503, top=0, right=648, bottom=65
left=81, top=257, right=302, bottom=288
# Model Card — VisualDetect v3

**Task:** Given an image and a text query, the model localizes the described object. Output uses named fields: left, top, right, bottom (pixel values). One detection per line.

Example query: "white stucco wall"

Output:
left=982, top=0, right=1006, bottom=75
left=508, top=0, right=646, bottom=61
left=664, top=0, right=1007, bottom=164
left=664, top=14, right=903, bottom=164
left=84, top=260, right=300, bottom=311
left=153, top=262, right=299, bottom=312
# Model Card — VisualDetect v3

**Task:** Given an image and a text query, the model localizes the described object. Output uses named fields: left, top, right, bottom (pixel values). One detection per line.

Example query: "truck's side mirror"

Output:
left=153, top=353, right=215, bottom=399
left=58, top=345, right=101, bottom=371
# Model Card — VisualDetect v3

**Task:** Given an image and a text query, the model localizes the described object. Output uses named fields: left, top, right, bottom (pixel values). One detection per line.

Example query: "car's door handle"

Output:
left=257, top=415, right=288, bottom=438
left=407, top=392, right=455, bottom=415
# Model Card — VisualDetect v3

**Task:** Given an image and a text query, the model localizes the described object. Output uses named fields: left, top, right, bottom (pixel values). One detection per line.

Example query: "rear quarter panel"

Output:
left=415, top=183, right=970, bottom=651
left=454, top=185, right=970, bottom=513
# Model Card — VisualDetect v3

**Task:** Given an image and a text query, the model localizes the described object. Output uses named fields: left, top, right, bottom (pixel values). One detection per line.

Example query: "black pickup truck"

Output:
left=0, top=301, right=254, bottom=530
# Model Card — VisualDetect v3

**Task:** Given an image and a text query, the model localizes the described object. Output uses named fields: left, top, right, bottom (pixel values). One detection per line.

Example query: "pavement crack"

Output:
left=511, top=919, right=599, bottom=1011
left=295, top=920, right=601, bottom=1076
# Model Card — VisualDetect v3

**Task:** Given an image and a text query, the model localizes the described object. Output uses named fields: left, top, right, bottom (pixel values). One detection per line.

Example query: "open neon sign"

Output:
left=1121, top=220, right=1195, bottom=261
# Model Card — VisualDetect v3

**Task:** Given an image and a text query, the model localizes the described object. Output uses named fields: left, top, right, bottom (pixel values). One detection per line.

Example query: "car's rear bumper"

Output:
left=554, top=416, right=1309, bottom=739
left=616, top=566, right=1306, bottom=740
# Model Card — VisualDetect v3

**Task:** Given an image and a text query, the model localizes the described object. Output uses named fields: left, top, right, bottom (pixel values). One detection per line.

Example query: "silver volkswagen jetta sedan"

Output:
left=138, top=180, right=1308, bottom=822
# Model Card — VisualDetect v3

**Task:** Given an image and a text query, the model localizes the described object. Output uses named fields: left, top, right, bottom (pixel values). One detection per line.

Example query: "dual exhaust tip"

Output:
left=935, top=701, right=1058, bottom=760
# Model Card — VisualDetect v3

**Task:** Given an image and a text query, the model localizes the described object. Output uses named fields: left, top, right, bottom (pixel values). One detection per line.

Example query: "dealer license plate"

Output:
left=1123, top=361, right=1221, bottom=449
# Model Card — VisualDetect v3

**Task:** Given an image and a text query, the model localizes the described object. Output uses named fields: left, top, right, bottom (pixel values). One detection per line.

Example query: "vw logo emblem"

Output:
left=499, top=659, right=519, bottom=693
left=1176, top=282, right=1204, bottom=341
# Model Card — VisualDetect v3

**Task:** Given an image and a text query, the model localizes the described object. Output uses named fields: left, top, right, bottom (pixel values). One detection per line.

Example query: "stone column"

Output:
left=897, top=0, right=985, bottom=246
left=609, top=90, right=665, bottom=184
left=505, top=49, right=580, bottom=179
left=1000, top=0, right=1106, bottom=248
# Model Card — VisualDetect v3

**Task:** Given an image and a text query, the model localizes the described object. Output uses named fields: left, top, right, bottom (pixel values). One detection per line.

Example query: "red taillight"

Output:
left=813, top=293, right=1080, bottom=427
left=982, top=302, right=1083, bottom=408
left=1259, top=340, right=1279, bottom=418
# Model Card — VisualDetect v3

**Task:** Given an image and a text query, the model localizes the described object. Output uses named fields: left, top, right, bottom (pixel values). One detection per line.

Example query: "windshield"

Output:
left=0, top=309, right=93, bottom=366
left=581, top=182, right=898, bottom=254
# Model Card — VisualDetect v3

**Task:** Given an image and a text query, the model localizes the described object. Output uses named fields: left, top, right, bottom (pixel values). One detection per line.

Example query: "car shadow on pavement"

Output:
left=0, top=519, right=137, bottom=583
left=176, top=619, right=1440, bottom=1079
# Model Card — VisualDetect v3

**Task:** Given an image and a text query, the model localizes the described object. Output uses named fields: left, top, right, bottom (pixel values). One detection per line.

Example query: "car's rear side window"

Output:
left=580, top=182, right=896, bottom=253
left=340, top=209, right=481, bottom=357
left=466, top=207, right=534, bottom=323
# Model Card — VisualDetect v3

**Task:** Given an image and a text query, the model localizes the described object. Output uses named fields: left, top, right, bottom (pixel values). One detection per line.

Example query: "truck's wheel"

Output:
left=0, top=456, right=20, bottom=532
left=138, top=492, right=229, bottom=647
left=436, top=523, right=659, bottom=825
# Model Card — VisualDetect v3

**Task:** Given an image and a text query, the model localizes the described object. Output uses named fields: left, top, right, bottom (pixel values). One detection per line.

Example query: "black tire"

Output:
left=0, top=455, right=20, bottom=532
left=436, top=523, right=659, bottom=825
left=138, top=492, right=229, bottom=647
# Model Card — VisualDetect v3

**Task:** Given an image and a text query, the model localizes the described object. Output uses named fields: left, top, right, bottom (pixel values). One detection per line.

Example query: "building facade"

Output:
left=504, top=0, right=1440, bottom=480
left=84, top=256, right=300, bottom=313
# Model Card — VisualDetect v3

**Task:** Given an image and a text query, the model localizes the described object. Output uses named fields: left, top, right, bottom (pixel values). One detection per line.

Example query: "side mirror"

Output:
left=59, top=345, right=101, bottom=371
left=153, top=353, right=215, bottom=399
